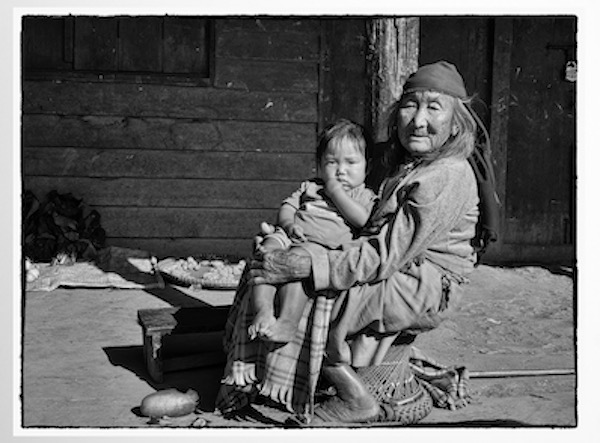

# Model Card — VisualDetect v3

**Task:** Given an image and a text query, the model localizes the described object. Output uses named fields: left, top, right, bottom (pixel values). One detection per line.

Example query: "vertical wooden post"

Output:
left=489, top=18, right=513, bottom=246
left=63, top=16, right=74, bottom=64
left=367, top=18, right=419, bottom=143
left=318, top=20, right=333, bottom=135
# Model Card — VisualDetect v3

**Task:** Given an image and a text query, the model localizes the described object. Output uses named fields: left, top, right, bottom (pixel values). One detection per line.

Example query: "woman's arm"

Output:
left=247, top=161, right=476, bottom=291
left=248, top=247, right=312, bottom=286
left=314, top=160, right=477, bottom=291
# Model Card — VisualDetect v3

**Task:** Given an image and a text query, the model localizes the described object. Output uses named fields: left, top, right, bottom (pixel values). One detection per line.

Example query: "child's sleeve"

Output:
left=282, top=180, right=310, bottom=210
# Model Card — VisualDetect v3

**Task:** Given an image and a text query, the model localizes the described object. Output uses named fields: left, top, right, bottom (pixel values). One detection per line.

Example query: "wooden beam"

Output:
left=113, top=238, right=254, bottom=260
left=23, top=176, right=300, bottom=209
left=22, top=115, right=316, bottom=153
left=22, top=80, right=318, bottom=123
left=318, top=19, right=368, bottom=132
left=96, top=207, right=278, bottom=238
left=23, top=147, right=315, bottom=181
left=470, top=368, right=574, bottom=379
left=489, top=18, right=513, bottom=245
left=318, top=19, right=332, bottom=134
left=214, top=58, right=319, bottom=92
left=367, top=18, right=419, bottom=143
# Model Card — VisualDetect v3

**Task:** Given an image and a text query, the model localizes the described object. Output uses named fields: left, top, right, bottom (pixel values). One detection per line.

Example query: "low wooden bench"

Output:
left=137, top=306, right=230, bottom=383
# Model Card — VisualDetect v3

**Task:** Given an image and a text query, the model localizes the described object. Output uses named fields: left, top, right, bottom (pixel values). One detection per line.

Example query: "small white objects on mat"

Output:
left=157, top=257, right=246, bottom=289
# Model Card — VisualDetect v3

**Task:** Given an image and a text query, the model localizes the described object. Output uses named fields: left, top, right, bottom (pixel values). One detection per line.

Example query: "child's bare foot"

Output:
left=260, top=318, right=298, bottom=344
left=248, top=314, right=276, bottom=340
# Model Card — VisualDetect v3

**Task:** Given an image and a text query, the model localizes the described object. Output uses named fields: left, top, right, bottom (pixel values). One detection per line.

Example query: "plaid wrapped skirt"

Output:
left=215, top=259, right=463, bottom=420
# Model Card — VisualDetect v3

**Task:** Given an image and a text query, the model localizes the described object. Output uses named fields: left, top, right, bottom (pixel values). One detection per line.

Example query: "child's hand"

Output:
left=260, top=221, right=276, bottom=235
left=253, top=222, right=279, bottom=258
left=324, top=178, right=345, bottom=197
left=255, top=239, right=281, bottom=258
left=285, top=224, right=306, bottom=243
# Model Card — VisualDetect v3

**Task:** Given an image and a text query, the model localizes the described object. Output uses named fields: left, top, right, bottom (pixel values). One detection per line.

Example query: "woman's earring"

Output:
left=452, top=125, right=459, bottom=136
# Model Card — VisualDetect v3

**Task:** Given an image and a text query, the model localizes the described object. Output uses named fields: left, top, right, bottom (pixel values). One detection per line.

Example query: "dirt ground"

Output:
left=20, top=263, right=577, bottom=434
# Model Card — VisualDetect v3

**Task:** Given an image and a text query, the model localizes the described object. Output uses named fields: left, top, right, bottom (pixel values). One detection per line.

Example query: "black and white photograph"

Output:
left=7, top=1, right=597, bottom=441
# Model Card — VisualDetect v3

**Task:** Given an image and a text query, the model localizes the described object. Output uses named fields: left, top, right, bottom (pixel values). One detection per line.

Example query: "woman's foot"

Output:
left=259, top=318, right=297, bottom=343
left=311, top=394, right=381, bottom=425
left=248, top=314, right=276, bottom=340
left=310, top=364, right=381, bottom=425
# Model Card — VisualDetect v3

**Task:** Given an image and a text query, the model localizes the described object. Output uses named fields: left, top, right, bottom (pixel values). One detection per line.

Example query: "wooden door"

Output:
left=503, top=17, right=576, bottom=247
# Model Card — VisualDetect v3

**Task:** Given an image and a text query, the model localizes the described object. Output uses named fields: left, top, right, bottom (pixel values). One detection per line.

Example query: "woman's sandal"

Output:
left=302, top=396, right=382, bottom=427
left=376, top=386, right=433, bottom=425
left=285, top=385, right=433, bottom=427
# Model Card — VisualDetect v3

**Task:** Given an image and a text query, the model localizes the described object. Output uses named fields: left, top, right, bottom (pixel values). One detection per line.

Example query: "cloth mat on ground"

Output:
left=26, top=246, right=164, bottom=292
left=408, top=346, right=471, bottom=410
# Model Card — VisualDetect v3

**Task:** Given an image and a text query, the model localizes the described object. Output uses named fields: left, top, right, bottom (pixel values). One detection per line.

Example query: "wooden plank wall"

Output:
left=22, top=17, right=321, bottom=259
left=419, top=17, right=494, bottom=124
left=319, top=19, right=367, bottom=132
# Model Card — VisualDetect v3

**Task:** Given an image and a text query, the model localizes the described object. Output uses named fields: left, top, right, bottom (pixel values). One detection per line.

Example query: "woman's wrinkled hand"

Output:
left=247, top=249, right=312, bottom=286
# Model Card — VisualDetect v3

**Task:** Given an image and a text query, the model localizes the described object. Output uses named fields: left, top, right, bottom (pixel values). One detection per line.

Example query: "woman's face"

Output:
left=318, top=137, right=367, bottom=191
left=397, top=90, right=456, bottom=156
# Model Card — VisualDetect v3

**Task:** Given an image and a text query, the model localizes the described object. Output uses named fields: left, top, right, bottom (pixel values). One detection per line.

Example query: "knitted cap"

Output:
left=403, top=61, right=467, bottom=99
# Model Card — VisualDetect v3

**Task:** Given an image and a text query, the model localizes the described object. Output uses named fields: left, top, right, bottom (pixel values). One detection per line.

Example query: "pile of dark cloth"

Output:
left=23, top=190, right=106, bottom=264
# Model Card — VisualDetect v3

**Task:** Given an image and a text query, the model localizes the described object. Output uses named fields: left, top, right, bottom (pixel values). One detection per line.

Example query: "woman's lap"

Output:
left=218, top=257, right=452, bottom=415
left=330, top=260, right=446, bottom=342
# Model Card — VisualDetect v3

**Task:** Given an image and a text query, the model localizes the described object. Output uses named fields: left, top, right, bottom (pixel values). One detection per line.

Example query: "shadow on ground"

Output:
left=413, top=419, right=537, bottom=427
left=143, top=285, right=215, bottom=308
left=103, top=345, right=226, bottom=412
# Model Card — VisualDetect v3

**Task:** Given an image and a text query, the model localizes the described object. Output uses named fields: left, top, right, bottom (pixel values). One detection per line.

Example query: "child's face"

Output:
left=318, top=137, right=367, bottom=191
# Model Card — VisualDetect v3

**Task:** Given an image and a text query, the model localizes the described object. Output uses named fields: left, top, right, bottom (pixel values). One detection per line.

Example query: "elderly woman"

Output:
left=216, top=61, right=491, bottom=425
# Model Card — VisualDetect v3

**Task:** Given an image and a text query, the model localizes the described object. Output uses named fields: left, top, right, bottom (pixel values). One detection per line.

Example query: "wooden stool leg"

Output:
left=143, top=331, right=165, bottom=383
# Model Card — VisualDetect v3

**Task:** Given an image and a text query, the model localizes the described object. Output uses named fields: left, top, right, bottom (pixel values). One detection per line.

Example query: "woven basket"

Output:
left=157, top=258, right=204, bottom=286
left=156, top=258, right=240, bottom=289
left=356, top=344, right=433, bottom=425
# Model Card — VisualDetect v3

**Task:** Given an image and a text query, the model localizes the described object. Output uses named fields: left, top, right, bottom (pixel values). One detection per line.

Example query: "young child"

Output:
left=248, top=119, right=377, bottom=344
